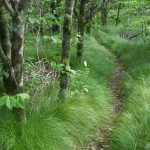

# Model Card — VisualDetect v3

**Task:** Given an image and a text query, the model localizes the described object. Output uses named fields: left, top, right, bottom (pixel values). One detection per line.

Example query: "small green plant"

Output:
left=43, top=35, right=61, bottom=44
left=50, top=61, right=64, bottom=73
left=70, top=63, right=90, bottom=98
left=0, top=93, right=30, bottom=110
left=24, top=77, right=43, bottom=93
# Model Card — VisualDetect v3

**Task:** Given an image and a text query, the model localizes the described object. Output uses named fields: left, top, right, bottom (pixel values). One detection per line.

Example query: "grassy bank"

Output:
left=90, top=28, right=150, bottom=150
left=110, top=38, right=150, bottom=149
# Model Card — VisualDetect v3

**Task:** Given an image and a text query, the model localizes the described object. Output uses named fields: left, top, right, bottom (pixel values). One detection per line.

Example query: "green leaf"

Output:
left=16, top=96, right=25, bottom=109
left=58, top=64, right=64, bottom=68
left=6, top=96, right=13, bottom=110
left=0, top=96, right=6, bottom=107
left=51, top=61, right=57, bottom=68
left=76, top=34, right=81, bottom=38
left=83, top=87, right=89, bottom=93
left=28, top=17, right=35, bottom=24
left=17, top=93, right=30, bottom=100
left=43, top=35, right=51, bottom=40
left=50, top=36, right=58, bottom=43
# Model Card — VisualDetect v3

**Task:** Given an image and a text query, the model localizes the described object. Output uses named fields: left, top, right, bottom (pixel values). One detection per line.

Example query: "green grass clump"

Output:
left=24, top=35, right=61, bottom=62
left=110, top=38, right=150, bottom=150
left=0, top=34, right=115, bottom=150
left=84, top=35, right=116, bottom=83
left=91, top=29, right=127, bottom=55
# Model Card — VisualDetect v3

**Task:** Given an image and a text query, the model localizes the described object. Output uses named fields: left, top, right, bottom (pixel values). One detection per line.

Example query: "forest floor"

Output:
left=83, top=58, right=125, bottom=150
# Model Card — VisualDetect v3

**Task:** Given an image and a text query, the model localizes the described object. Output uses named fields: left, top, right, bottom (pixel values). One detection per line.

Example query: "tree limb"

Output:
left=3, top=0, right=15, bottom=16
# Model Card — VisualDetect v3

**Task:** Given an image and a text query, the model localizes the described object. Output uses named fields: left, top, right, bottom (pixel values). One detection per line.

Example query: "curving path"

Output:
left=83, top=58, right=125, bottom=150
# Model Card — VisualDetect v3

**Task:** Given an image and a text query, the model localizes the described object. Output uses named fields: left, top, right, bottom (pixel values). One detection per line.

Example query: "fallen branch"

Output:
left=129, top=32, right=145, bottom=39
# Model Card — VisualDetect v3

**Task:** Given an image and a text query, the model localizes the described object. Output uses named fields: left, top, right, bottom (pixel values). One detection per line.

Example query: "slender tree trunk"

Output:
left=59, top=0, right=75, bottom=100
left=77, top=0, right=86, bottom=60
left=116, top=2, right=122, bottom=26
left=85, top=0, right=92, bottom=34
left=0, top=2, right=11, bottom=58
left=86, top=18, right=92, bottom=33
left=51, top=0, right=61, bottom=32
left=40, top=3, right=45, bottom=35
left=101, top=7, right=107, bottom=26
left=101, top=0, right=110, bottom=26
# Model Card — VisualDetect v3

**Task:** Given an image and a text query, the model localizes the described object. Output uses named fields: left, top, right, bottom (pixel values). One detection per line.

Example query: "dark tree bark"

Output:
left=77, top=0, right=86, bottom=60
left=85, top=0, right=103, bottom=33
left=116, top=2, right=122, bottom=26
left=39, top=2, right=45, bottom=35
left=0, top=1, right=19, bottom=94
left=0, top=2, right=11, bottom=58
left=101, top=0, right=107, bottom=26
left=101, top=0, right=111, bottom=26
left=59, top=0, right=75, bottom=100
left=85, top=0, right=92, bottom=33
left=51, top=0, right=61, bottom=32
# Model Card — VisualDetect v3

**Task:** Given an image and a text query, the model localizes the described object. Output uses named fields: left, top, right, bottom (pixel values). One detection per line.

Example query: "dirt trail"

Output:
left=83, top=58, right=125, bottom=150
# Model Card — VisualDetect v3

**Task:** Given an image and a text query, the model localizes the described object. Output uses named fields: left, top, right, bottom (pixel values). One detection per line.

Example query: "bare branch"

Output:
left=129, top=32, right=143, bottom=40
left=3, top=0, right=15, bottom=16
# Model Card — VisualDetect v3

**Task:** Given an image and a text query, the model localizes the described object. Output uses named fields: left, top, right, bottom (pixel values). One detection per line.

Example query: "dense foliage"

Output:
left=0, top=0, right=150, bottom=149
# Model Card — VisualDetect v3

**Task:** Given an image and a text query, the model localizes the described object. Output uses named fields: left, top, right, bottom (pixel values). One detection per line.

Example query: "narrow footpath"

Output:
left=83, top=58, right=125, bottom=150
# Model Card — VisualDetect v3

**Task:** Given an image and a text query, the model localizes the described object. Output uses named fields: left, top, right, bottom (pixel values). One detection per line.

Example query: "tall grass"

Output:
left=0, top=32, right=115, bottom=150
left=109, top=36, right=150, bottom=149
left=88, top=27, right=150, bottom=150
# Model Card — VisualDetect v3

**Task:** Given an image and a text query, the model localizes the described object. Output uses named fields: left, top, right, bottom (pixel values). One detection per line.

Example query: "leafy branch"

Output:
left=0, top=93, right=30, bottom=110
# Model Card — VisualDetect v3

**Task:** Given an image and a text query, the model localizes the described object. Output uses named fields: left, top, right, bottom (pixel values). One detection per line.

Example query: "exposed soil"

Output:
left=83, top=58, right=125, bottom=150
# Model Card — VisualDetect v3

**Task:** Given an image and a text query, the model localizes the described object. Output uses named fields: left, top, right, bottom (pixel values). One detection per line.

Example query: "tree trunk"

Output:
left=10, top=10, right=28, bottom=123
left=51, top=0, right=61, bottom=32
left=0, top=2, right=11, bottom=58
left=59, top=0, right=75, bottom=100
left=116, top=2, right=122, bottom=26
left=11, top=16, right=24, bottom=92
left=0, top=2, right=20, bottom=95
left=0, top=0, right=33, bottom=122
left=77, top=0, right=86, bottom=60
left=101, top=0, right=110, bottom=26
left=101, top=7, right=107, bottom=26
left=85, top=0, right=92, bottom=34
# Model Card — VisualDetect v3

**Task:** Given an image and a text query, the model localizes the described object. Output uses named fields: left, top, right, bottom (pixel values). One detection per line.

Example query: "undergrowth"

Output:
left=108, top=33, right=150, bottom=149
left=87, top=27, right=150, bottom=150
left=0, top=32, right=115, bottom=150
